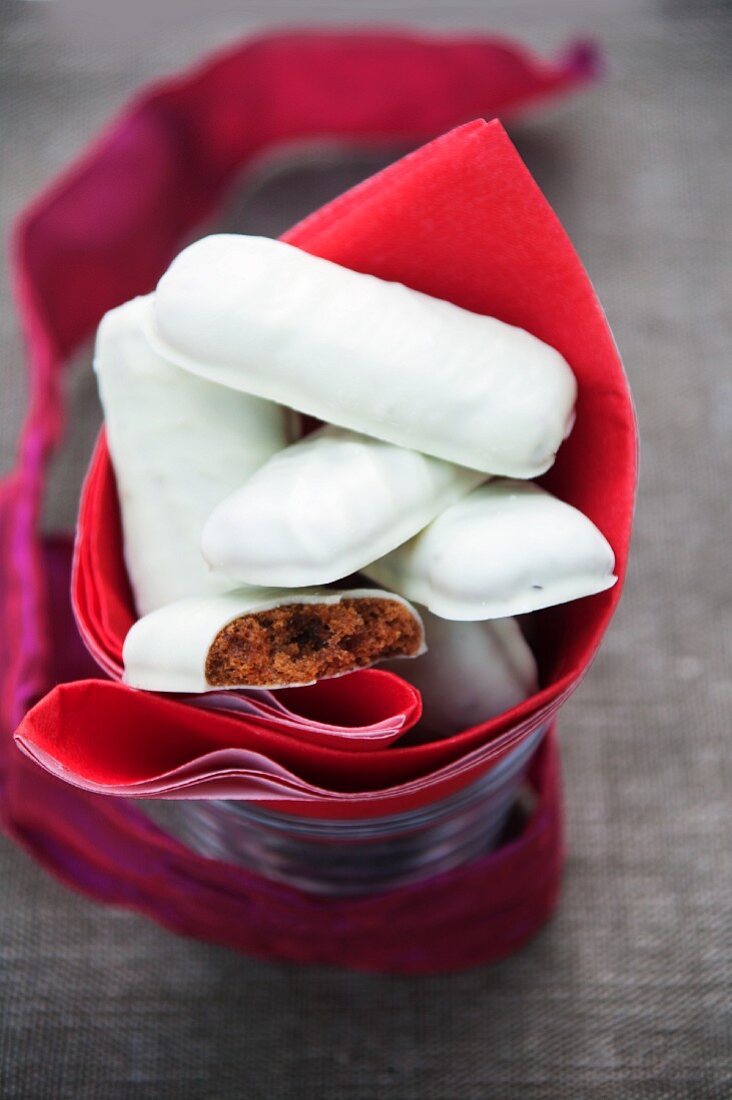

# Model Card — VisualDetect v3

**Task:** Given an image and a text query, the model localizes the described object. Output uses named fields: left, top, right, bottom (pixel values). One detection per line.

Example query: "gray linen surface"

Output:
left=1, top=1, right=731, bottom=1097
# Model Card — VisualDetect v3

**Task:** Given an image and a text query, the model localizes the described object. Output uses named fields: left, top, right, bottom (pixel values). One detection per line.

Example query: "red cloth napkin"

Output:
left=15, top=116, right=637, bottom=812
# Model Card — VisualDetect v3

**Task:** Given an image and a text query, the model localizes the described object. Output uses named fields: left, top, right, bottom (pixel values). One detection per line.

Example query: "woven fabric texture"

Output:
left=1, top=1, right=731, bottom=1097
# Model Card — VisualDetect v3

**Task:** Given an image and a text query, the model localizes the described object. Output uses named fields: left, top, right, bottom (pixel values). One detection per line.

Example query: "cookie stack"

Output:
left=95, top=234, right=614, bottom=736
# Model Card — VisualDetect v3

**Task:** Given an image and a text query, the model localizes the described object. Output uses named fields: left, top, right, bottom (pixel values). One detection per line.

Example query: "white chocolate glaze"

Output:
left=122, top=588, right=426, bottom=693
left=201, top=425, right=485, bottom=587
left=384, top=611, right=537, bottom=738
left=365, top=480, right=617, bottom=620
left=150, top=235, right=577, bottom=478
left=94, top=296, right=290, bottom=615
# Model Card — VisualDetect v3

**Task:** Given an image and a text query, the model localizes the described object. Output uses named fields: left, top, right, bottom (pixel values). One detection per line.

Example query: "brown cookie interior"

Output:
left=205, top=597, right=422, bottom=688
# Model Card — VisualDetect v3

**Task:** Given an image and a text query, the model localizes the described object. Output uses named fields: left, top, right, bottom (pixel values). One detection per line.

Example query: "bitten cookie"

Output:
left=122, top=589, right=426, bottom=692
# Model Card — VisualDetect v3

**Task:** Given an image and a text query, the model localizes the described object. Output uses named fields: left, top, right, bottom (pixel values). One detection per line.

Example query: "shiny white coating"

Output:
left=150, top=234, right=577, bottom=478
left=384, top=611, right=537, bottom=738
left=94, top=296, right=290, bottom=615
left=365, top=480, right=617, bottom=620
left=201, top=425, right=485, bottom=587
left=122, top=588, right=425, bottom=693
